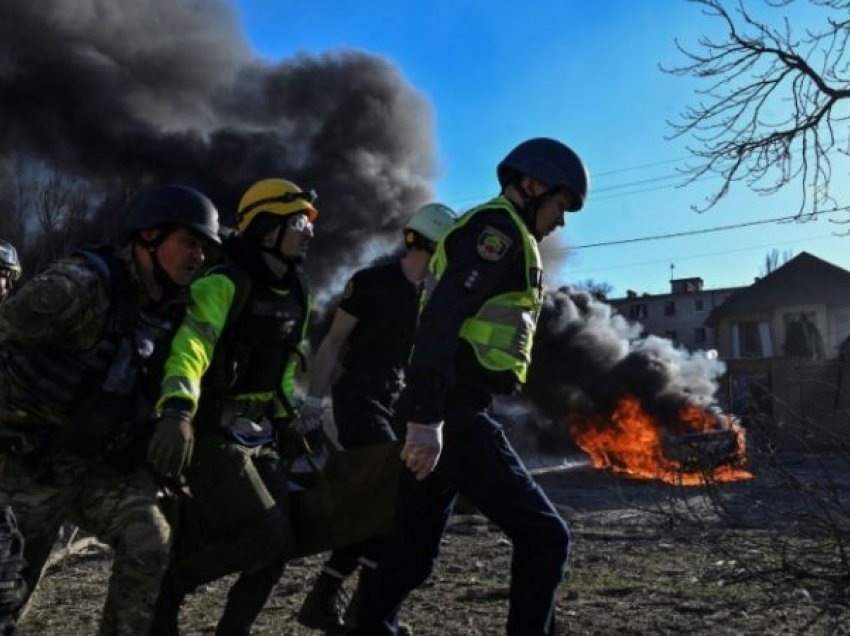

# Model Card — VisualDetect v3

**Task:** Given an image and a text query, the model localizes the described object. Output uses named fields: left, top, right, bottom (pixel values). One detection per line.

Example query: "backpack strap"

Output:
left=74, top=247, right=136, bottom=334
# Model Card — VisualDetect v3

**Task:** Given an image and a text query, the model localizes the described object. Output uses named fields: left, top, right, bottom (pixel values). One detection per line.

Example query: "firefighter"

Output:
left=296, top=203, right=455, bottom=632
left=0, top=184, right=220, bottom=635
left=0, top=240, right=22, bottom=303
left=352, top=138, right=589, bottom=636
left=149, top=178, right=317, bottom=636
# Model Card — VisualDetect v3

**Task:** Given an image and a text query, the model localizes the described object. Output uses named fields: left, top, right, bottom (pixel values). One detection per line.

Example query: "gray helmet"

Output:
left=404, top=203, right=456, bottom=243
left=0, top=239, right=21, bottom=280
left=497, top=138, right=589, bottom=211
left=122, top=184, right=221, bottom=244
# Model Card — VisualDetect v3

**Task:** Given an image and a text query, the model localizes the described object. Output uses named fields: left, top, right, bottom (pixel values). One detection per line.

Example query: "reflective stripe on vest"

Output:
left=427, top=196, right=542, bottom=383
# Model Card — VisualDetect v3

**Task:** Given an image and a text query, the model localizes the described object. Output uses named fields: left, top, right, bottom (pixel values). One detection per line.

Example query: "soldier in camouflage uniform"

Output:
left=0, top=185, right=220, bottom=635
left=0, top=242, right=23, bottom=636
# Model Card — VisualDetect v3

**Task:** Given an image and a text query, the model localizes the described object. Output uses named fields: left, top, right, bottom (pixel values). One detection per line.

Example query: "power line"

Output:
left=444, top=169, right=690, bottom=208
left=442, top=155, right=695, bottom=207
left=568, top=206, right=850, bottom=251
left=594, top=156, right=689, bottom=177
left=592, top=174, right=717, bottom=202
left=562, top=233, right=837, bottom=279
left=593, top=172, right=682, bottom=193
left=441, top=141, right=850, bottom=209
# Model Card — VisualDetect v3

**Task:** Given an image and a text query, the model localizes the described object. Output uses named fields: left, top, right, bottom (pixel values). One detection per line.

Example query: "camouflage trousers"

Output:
left=0, top=450, right=171, bottom=635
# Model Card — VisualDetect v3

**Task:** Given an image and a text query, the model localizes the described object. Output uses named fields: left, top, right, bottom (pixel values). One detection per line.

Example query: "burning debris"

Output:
left=0, top=0, right=437, bottom=291
left=526, top=287, right=751, bottom=485
left=568, top=397, right=750, bottom=486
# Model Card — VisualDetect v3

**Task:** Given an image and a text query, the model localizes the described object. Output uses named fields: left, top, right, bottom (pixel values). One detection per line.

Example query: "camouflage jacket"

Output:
left=0, top=248, right=175, bottom=430
left=0, top=254, right=113, bottom=352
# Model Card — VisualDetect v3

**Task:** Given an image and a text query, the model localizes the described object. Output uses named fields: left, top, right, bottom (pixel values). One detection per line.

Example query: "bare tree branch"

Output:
left=664, top=0, right=850, bottom=216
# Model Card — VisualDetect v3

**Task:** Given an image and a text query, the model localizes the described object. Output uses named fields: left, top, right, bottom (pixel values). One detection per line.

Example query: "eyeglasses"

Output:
left=287, top=214, right=313, bottom=233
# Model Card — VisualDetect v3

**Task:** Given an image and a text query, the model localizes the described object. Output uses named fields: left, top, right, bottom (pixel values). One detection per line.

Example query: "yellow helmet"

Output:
left=236, top=178, right=318, bottom=234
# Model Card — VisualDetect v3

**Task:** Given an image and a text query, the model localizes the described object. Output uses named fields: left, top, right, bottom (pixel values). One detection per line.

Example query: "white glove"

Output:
left=400, top=421, right=444, bottom=480
left=295, top=396, right=324, bottom=435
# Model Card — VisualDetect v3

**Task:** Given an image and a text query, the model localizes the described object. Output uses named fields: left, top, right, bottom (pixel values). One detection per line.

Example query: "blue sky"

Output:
left=231, top=0, right=850, bottom=296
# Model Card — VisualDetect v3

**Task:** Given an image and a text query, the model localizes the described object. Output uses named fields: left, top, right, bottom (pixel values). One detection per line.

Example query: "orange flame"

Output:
left=568, top=395, right=752, bottom=486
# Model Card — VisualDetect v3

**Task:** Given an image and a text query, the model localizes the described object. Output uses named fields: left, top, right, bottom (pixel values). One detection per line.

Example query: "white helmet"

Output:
left=403, top=203, right=455, bottom=244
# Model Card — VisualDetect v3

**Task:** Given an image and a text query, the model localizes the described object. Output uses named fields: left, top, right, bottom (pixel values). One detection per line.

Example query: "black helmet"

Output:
left=497, top=138, right=589, bottom=211
left=123, top=184, right=221, bottom=244
left=0, top=239, right=21, bottom=280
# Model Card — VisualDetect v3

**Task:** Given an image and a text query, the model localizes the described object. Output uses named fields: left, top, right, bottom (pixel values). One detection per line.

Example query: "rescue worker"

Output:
left=0, top=184, right=220, bottom=635
left=0, top=241, right=24, bottom=635
left=352, top=138, right=589, bottom=636
left=0, top=240, right=22, bottom=303
left=149, top=178, right=317, bottom=636
left=296, top=203, right=455, bottom=632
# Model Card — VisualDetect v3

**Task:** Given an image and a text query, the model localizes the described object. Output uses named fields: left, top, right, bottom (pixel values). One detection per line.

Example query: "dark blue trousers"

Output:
left=353, top=398, right=571, bottom=636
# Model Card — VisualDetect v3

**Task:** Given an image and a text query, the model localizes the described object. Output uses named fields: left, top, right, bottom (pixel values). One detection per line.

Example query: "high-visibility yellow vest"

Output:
left=427, top=196, right=543, bottom=383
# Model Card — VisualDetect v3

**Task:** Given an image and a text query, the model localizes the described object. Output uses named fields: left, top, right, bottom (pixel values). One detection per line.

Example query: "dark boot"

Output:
left=344, top=568, right=413, bottom=636
left=215, top=555, right=286, bottom=636
left=296, top=571, right=345, bottom=632
left=341, top=567, right=369, bottom=630
left=149, top=577, right=184, bottom=636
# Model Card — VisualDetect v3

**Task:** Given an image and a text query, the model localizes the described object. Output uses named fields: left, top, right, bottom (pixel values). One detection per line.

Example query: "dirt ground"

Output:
left=16, top=452, right=850, bottom=635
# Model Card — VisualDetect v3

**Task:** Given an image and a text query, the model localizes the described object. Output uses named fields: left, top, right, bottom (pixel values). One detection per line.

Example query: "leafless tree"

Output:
left=0, top=156, right=129, bottom=274
left=665, top=0, right=850, bottom=217
left=572, top=279, right=615, bottom=300
left=760, top=247, right=795, bottom=276
left=0, top=153, right=34, bottom=251
left=0, top=194, right=27, bottom=254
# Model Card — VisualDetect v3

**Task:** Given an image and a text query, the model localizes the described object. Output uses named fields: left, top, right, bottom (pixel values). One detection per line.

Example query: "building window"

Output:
left=694, top=298, right=706, bottom=312
left=628, top=303, right=648, bottom=320
left=694, top=327, right=707, bottom=344
left=664, top=300, right=676, bottom=316
left=665, top=329, right=678, bottom=342
left=738, top=321, right=765, bottom=358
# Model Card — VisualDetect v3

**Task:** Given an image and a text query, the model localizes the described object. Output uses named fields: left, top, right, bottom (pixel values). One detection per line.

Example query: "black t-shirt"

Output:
left=338, top=260, right=421, bottom=383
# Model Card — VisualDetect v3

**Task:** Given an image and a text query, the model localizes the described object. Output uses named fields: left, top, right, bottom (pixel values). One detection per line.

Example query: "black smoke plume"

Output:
left=0, top=0, right=436, bottom=289
left=525, top=287, right=726, bottom=433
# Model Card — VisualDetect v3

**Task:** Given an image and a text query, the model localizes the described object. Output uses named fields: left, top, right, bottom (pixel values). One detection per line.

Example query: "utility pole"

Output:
left=669, top=262, right=675, bottom=281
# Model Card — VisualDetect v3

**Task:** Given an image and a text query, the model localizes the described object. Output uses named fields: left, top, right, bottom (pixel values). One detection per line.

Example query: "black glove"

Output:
left=274, top=422, right=304, bottom=458
left=147, top=409, right=194, bottom=477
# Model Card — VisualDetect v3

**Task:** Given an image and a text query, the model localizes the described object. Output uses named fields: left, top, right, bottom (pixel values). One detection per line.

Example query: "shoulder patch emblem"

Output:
left=476, top=225, right=513, bottom=261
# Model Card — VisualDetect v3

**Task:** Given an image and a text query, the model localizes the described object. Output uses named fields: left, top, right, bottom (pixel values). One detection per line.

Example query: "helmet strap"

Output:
left=137, top=226, right=181, bottom=296
left=512, top=178, right=551, bottom=240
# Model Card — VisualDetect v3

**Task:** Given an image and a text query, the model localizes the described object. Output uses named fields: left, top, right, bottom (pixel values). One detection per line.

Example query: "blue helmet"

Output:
left=123, top=184, right=221, bottom=245
left=497, top=138, right=589, bottom=211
